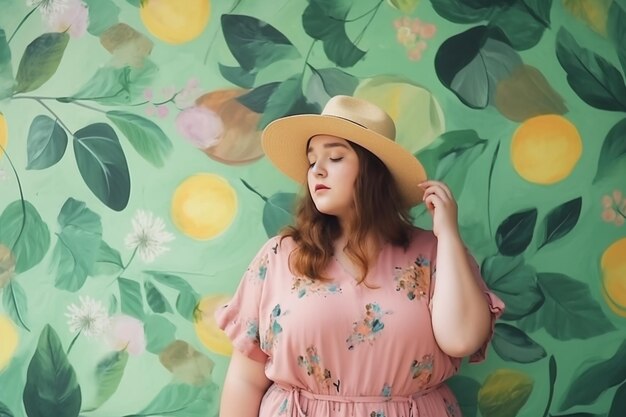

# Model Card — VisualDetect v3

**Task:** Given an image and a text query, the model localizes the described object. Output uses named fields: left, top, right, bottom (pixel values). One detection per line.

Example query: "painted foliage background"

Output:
left=0, top=0, right=625, bottom=416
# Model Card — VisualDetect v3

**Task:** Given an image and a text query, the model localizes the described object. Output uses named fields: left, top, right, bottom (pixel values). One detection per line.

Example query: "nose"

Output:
left=311, top=161, right=326, bottom=177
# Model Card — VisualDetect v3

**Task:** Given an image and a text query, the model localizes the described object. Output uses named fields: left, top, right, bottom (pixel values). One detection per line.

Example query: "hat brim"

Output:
left=261, top=114, right=427, bottom=207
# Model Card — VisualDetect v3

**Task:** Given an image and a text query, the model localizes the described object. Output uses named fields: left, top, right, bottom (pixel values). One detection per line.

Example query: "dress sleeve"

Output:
left=214, top=238, right=277, bottom=363
left=429, top=243, right=505, bottom=363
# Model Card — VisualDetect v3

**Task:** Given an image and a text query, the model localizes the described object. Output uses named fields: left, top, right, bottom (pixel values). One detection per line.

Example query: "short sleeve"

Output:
left=214, top=238, right=277, bottom=363
left=429, top=243, right=505, bottom=363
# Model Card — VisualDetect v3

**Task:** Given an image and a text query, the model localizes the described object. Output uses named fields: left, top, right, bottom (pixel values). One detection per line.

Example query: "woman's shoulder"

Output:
left=261, top=234, right=298, bottom=256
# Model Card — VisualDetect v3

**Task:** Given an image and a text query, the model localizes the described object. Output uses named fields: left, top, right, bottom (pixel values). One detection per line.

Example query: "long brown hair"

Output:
left=280, top=141, right=416, bottom=284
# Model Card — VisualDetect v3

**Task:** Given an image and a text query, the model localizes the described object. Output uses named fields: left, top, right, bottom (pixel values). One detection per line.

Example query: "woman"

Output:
left=215, top=95, right=504, bottom=417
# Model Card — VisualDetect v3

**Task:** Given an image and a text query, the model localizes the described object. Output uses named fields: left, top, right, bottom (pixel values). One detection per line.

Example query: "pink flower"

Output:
left=106, top=315, right=146, bottom=355
left=419, top=23, right=437, bottom=39
left=175, top=106, right=223, bottom=149
left=408, top=41, right=427, bottom=61
left=601, top=190, right=626, bottom=226
left=143, top=88, right=154, bottom=101
left=174, top=78, right=202, bottom=109
left=156, top=105, right=169, bottom=118
left=44, top=0, right=89, bottom=38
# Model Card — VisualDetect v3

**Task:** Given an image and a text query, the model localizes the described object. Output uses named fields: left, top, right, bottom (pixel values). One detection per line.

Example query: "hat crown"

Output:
left=321, top=95, right=396, bottom=141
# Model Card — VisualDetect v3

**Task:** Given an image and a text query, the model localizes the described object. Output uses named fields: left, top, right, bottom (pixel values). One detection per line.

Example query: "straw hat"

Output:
left=261, top=95, right=427, bottom=207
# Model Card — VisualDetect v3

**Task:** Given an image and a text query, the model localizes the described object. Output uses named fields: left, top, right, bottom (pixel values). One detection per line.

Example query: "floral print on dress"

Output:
left=394, top=256, right=431, bottom=300
left=370, top=412, right=386, bottom=417
left=250, top=252, right=268, bottom=280
left=245, top=319, right=260, bottom=345
left=381, top=383, right=392, bottom=398
left=298, top=346, right=337, bottom=391
left=261, top=304, right=283, bottom=352
left=444, top=397, right=460, bottom=417
left=292, top=276, right=342, bottom=298
left=410, top=354, right=434, bottom=387
left=346, top=303, right=391, bottom=350
left=278, top=398, right=288, bottom=415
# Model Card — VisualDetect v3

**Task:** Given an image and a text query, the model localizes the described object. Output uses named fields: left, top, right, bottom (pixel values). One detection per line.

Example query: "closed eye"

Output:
left=330, top=157, right=343, bottom=162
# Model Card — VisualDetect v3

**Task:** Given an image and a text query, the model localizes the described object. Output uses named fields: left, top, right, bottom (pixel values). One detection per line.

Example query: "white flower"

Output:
left=27, top=0, right=69, bottom=16
left=65, top=296, right=110, bottom=337
left=124, top=209, right=175, bottom=263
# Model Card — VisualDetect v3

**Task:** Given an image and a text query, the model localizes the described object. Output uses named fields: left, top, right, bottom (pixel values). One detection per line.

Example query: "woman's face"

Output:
left=306, top=135, right=360, bottom=220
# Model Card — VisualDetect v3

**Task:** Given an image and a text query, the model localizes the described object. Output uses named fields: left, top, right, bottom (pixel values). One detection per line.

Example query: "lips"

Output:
left=315, top=184, right=330, bottom=191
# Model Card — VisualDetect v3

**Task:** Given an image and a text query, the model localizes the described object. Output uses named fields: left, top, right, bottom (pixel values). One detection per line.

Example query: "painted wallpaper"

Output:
left=0, top=0, right=625, bottom=416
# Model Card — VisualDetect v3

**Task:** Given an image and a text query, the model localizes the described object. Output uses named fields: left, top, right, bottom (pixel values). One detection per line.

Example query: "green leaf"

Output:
left=69, top=61, right=157, bottom=105
left=490, top=1, right=548, bottom=50
left=144, top=271, right=194, bottom=293
left=538, top=197, right=582, bottom=249
left=0, top=200, right=50, bottom=273
left=108, top=294, right=118, bottom=315
left=522, top=0, right=552, bottom=27
left=144, top=280, right=173, bottom=314
left=26, top=115, right=68, bottom=170
left=560, top=340, right=626, bottom=411
left=51, top=198, right=102, bottom=292
left=144, top=315, right=176, bottom=354
left=221, top=14, right=300, bottom=72
left=106, top=110, right=172, bottom=168
left=218, top=64, right=256, bottom=89
left=609, top=382, right=626, bottom=417
left=607, top=1, right=626, bottom=74
left=236, top=82, right=280, bottom=113
left=416, top=129, right=488, bottom=197
left=118, top=277, right=145, bottom=320
left=446, top=376, right=480, bottom=417
left=89, top=240, right=123, bottom=276
left=263, top=193, right=297, bottom=237
left=2, top=279, right=29, bottom=331
left=83, top=0, right=120, bottom=36
left=0, top=401, right=14, bottom=417
left=83, top=350, right=128, bottom=411
left=14, top=33, right=69, bottom=93
left=430, top=0, right=496, bottom=23
left=176, top=291, right=199, bottom=322
left=73, top=123, right=131, bottom=211
left=310, top=66, right=359, bottom=97
left=435, top=26, right=522, bottom=108
left=492, top=323, right=546, bottom=363
left=556, top=27, right=626, bottom=111
left=594, top=118, right=626, bottom=183
left=0, top=29, right=14, bottom=100
left=495, top=208, right=537, bottom=256
left=481, top=255, right=543, bottom=320
left=519, top=273, right=616, bottom=340
left=124, top=382, right=219, bottom=417
left=259, top=75, right=302, bottom=129
left=302, top=1, right=366, bottom=68
left=23, top=325, right=81, bottom=417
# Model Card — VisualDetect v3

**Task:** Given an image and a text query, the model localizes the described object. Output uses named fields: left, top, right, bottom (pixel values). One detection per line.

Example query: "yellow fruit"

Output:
left=601, top=238, right=626, bottom=317
left=354, top=75, right=445, bottom=153
left=140, top=0, right=210, bottom=44
left=510, top=115, right=582, bottom=184
left=0, top=113, right=7, bottom=158
left=0, top=315, right=19, bottom=371
left=171, top=173, right=237, bottom=240
left=194, top=294, right=233, bottom=356
left=478, top=369, right=533, bottom=417
left=562, top=0, right=611, bottom=36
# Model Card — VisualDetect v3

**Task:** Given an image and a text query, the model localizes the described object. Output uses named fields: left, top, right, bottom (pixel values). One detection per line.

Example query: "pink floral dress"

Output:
left=215, top=229, right=504, bottom=417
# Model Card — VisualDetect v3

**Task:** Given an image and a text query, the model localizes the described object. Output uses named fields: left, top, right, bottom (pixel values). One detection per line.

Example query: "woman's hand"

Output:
left=419, top=180, right=459, bottom=239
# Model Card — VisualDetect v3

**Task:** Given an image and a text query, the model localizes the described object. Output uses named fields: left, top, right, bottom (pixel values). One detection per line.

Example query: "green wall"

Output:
left=0, top=0, right=625, bottom=416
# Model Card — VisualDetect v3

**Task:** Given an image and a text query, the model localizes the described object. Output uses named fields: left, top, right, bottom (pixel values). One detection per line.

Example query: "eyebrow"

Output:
left=306, top=142, right=350, bottom=154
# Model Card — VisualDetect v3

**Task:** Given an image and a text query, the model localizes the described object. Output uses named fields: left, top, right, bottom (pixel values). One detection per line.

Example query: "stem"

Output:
left=353, top=0, right=384, bottom=45
left=35, top=99, right=72, bottom=132
left=203, top=0, right=243, bottom=64
left=72, top=101, right=107, bottom=114
left=344, top=0, right=384, bottom=23
left=8, top=5, right=40, bottom=44
left=106, top=246, right=138, bottom=287
left=487, top=141, right=500, bottom=239
left=0, top=143, right=27, bottom=252
left=240, top=178, right=268, bottom=202
left=301, top=41, right=316, bottom=76
left=542, top=355, right=557, bottom=417
left=67, top=330, right=81, bottom=355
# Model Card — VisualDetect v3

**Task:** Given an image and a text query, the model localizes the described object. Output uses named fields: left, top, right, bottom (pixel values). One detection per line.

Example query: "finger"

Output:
left=420, top=180, right=453, bottom=200
left=423, top=185, right=452, bottom=204
left=424, top=194, right=443, bottom=212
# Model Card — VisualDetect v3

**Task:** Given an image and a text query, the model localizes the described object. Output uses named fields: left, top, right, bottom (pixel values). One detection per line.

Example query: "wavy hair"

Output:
left=280, top=141, right=416, bottom=284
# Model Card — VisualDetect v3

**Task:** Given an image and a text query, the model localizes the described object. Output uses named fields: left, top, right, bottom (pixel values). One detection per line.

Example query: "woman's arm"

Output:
left=219, top=350, right=272, bottom=417
left=420, top=180, right=492, bottom=358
